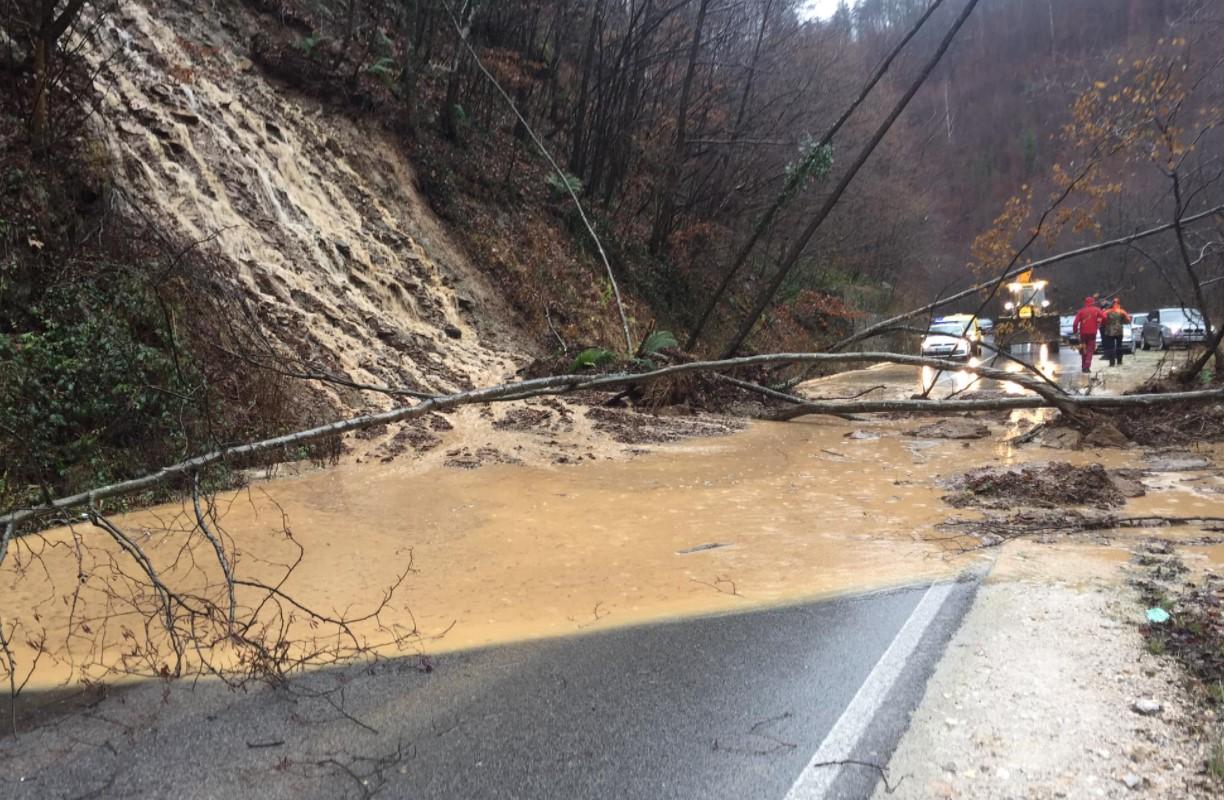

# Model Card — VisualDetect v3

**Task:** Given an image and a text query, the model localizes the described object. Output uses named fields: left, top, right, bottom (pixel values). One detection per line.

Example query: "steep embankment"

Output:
left=86, top=0, right=522, bottom=413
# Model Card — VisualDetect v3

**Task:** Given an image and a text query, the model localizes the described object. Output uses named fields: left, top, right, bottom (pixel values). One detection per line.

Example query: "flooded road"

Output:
left=6, top=356, right=1224, bottom=800
left=3, top=348, right=1217, bottom=691
left=5, top=419, right=984, bottom=689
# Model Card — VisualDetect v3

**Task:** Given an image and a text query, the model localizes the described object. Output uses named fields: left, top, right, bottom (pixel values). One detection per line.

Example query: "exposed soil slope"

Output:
left=86, top=0, right=523, bottom=412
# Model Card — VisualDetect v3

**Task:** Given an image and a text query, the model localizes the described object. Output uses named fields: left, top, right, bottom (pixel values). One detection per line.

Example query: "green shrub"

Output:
left=545, top=171, right=583, bottom=199
left=0, top=269, right=201, bottom=503
left=571, top=347, right=616, bottom=371
left=294, top=34, right=328, bottom=56
left=638, top=329, right=677, bottom=357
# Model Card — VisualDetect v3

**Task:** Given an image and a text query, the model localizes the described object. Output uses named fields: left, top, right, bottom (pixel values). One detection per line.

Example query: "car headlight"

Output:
left=1004, top=301, right=1015, bottom=310
left=1167, top=325, right=1182, bottom=335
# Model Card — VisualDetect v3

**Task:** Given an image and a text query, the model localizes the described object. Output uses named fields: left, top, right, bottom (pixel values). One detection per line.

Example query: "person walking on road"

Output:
left=1072, top=296, right=1106, bottom=373
left=1101, top=298, right=1131, bottom=367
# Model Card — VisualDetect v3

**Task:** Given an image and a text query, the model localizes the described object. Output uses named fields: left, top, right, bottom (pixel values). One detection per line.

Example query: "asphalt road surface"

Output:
left=2, top=578, right=978, bottom=800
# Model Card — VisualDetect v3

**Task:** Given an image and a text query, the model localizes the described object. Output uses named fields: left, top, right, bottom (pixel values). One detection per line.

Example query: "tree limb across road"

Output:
left=6, top=350, right=1224, bottom=533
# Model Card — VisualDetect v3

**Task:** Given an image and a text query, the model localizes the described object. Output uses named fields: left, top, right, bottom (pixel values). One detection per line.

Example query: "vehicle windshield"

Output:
left=928, top=321, right=971, bottom=336
left=1164, top=309, right=1204, bottom=325
left=1009, top=284, right=1047, bottom=308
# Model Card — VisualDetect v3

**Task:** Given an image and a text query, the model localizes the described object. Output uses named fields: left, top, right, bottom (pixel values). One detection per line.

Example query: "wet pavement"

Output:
left=1, top=581, right=979, bottom=800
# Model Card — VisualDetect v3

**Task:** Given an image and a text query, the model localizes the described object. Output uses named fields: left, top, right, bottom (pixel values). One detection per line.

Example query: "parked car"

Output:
left=1096, top=322, right=1134, bottom=354
left=1141, top=307, right=1210, bottom=350
left=920, top=314, right=983, bottom=359
left=978, top=317, right=994, bottom=335
left=1059, top=314, right=1077, bottom=345
left=1129, top=312, right=1147, bottom=343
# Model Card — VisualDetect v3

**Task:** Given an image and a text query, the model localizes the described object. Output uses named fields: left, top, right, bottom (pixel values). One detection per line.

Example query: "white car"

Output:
left=1129, top=312, right=1147, bottom=342
left=921, top=317, right=982, bottom=360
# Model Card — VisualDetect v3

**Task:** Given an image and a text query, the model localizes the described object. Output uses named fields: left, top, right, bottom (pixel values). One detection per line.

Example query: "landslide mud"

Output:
left=3, top=418, right=976, bottom=690
left=14, top=408, right=1223, bottom=693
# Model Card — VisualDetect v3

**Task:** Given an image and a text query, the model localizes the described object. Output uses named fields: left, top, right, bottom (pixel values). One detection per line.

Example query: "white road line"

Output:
left=784, top=582, right=955, bottom=800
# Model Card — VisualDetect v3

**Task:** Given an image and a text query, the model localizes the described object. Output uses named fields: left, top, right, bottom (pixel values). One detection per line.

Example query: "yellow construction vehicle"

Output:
left=994, top=271, right=1060, bottom=352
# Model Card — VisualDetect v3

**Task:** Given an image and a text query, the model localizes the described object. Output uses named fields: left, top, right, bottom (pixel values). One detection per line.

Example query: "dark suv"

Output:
left=1140, top=307, right=1209, bottom=350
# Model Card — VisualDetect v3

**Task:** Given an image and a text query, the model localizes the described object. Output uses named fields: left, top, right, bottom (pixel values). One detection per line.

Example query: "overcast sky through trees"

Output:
left=800, top=0, right=851, bottom=20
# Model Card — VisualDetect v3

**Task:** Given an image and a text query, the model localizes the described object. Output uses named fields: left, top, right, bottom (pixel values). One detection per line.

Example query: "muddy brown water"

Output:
left=14, top=408, right=1220, bottom=693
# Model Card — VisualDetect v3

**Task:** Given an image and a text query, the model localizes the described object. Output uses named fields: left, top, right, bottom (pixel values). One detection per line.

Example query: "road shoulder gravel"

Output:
left=872, top=548, right=1217, bottom=799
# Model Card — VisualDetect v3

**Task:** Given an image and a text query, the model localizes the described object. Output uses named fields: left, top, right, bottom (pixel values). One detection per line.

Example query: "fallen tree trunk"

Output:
left=6, top=351, right=1224, bottom=531
left=764, top=386, right=1224, bottom=421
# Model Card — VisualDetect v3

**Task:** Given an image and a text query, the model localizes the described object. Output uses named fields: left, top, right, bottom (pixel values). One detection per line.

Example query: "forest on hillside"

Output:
left=2, top=0, right=1223, bottom=501
left=231, top=0, right=1222, bottom=350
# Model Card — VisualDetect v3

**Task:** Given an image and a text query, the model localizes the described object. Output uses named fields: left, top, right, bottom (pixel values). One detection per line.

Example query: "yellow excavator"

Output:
left=994, top=270, right=1060, bottom=353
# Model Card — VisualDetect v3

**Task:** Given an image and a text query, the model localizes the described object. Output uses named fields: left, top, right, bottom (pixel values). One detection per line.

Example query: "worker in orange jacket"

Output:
left=1101, top=298, right=1132, bottom=367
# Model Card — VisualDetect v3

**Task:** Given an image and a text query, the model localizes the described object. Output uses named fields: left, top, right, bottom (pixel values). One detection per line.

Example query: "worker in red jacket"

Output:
left=1072, top=296, right=1107, bottom=373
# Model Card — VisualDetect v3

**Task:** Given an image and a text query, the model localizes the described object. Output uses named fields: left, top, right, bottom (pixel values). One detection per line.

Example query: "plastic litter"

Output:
left=1145, top=607, right=1170, bottom=624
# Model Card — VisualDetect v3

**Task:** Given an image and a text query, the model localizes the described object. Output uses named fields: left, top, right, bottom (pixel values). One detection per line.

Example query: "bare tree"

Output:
left=719, top=0, right=984, bottom=357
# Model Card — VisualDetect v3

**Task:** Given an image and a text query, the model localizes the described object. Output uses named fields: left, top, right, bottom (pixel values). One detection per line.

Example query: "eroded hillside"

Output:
left=88, top=0, right=522, bottom=410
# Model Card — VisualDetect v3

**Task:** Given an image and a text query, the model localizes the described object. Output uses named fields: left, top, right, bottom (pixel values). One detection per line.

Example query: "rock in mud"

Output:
left=1037, top=426, right=1083, bottom=450
left=1110, top=469, right=1147, bottom=498
left=906, top=419, right=991, bottom=440
left=1143, top=453, right=1212, bottom=472
left=1131, top=698, right=1163, bottom=716
left=1084, top=421, right=1130, bottom=448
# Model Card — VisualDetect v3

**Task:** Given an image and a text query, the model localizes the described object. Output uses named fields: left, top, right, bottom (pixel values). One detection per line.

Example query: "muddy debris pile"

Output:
left=1135, top=540, right=1224, bottom=687
left=905, top=418, right=991, bottom=440
left=493, top=401, right=575, bottom=433
left=585, top=406, right=745, bottom=445
left=1115, top=400, right=1224, bottom=446
left=943, top=461, right=1133, bottom=509
left=371, top=413, right=455, bottom=462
